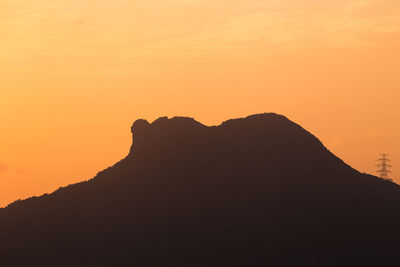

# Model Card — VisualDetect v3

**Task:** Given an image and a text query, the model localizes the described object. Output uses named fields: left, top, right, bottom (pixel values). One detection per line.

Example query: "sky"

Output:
left=1, top=0, right=400, bottom=207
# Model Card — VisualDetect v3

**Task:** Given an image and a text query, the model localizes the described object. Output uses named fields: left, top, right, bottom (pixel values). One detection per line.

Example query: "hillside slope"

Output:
left=0, top=113, right=399, bottom=267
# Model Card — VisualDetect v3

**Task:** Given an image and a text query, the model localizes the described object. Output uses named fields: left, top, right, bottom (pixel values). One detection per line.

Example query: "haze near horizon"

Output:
left=1, top=0, right=399, bottom=206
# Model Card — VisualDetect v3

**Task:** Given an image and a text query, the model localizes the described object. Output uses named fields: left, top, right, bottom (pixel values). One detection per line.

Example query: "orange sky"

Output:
left=1, top=0, right=400, bottom=207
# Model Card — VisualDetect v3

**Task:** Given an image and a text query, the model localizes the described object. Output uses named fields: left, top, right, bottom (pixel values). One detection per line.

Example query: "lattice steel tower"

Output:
left=377, top=154, right=392, bottom=180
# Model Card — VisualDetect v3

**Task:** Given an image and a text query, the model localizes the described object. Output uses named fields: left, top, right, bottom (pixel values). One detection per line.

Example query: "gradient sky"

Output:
left=1, top=0, right=400, bottom=207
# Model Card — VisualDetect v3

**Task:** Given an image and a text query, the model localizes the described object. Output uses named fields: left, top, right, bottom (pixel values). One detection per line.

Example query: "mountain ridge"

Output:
left=5, top=113, right=357, bottom=209
left=0, top=113, right=399, bottom=266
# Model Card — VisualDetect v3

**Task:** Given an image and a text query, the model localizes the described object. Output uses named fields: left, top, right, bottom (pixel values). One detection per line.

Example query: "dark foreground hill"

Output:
left=0, top=113, right=399, bottom=267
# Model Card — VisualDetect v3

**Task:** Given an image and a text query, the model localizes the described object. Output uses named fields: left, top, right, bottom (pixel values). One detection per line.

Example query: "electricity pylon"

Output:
left=377, top=154, right=392, bottom=180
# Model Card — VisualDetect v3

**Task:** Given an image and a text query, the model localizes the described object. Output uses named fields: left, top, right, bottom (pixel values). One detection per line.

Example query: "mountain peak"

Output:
left=1, top=113, right=399, bottom=266
left=131, top=116, right=206, bottom=132
left=131, top=118, right=151, bottom=133
left=126, top=113, right=350, bottom=177
left=129, top=116, right=206, bottom=156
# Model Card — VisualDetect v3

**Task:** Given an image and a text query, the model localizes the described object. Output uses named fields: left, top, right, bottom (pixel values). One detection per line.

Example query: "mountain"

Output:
left=0, top=113, right=399, bottom=267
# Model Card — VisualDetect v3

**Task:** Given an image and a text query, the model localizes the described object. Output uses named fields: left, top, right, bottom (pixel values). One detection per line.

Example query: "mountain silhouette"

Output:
left=0, top=113, right=399, bottom=266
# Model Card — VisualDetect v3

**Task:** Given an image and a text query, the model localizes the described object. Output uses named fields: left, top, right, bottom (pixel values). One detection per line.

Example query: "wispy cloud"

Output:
left=325, top=129, right=397, bottom=139
left=322, top=129, right=398, bottom=149
left=0, top=164, right=7, bottom=175
left=0, top=0, right=400, bottom=74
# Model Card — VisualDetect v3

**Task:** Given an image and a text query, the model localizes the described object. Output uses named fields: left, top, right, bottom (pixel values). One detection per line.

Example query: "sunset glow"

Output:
left=1, top=0, right=400, bottom=206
